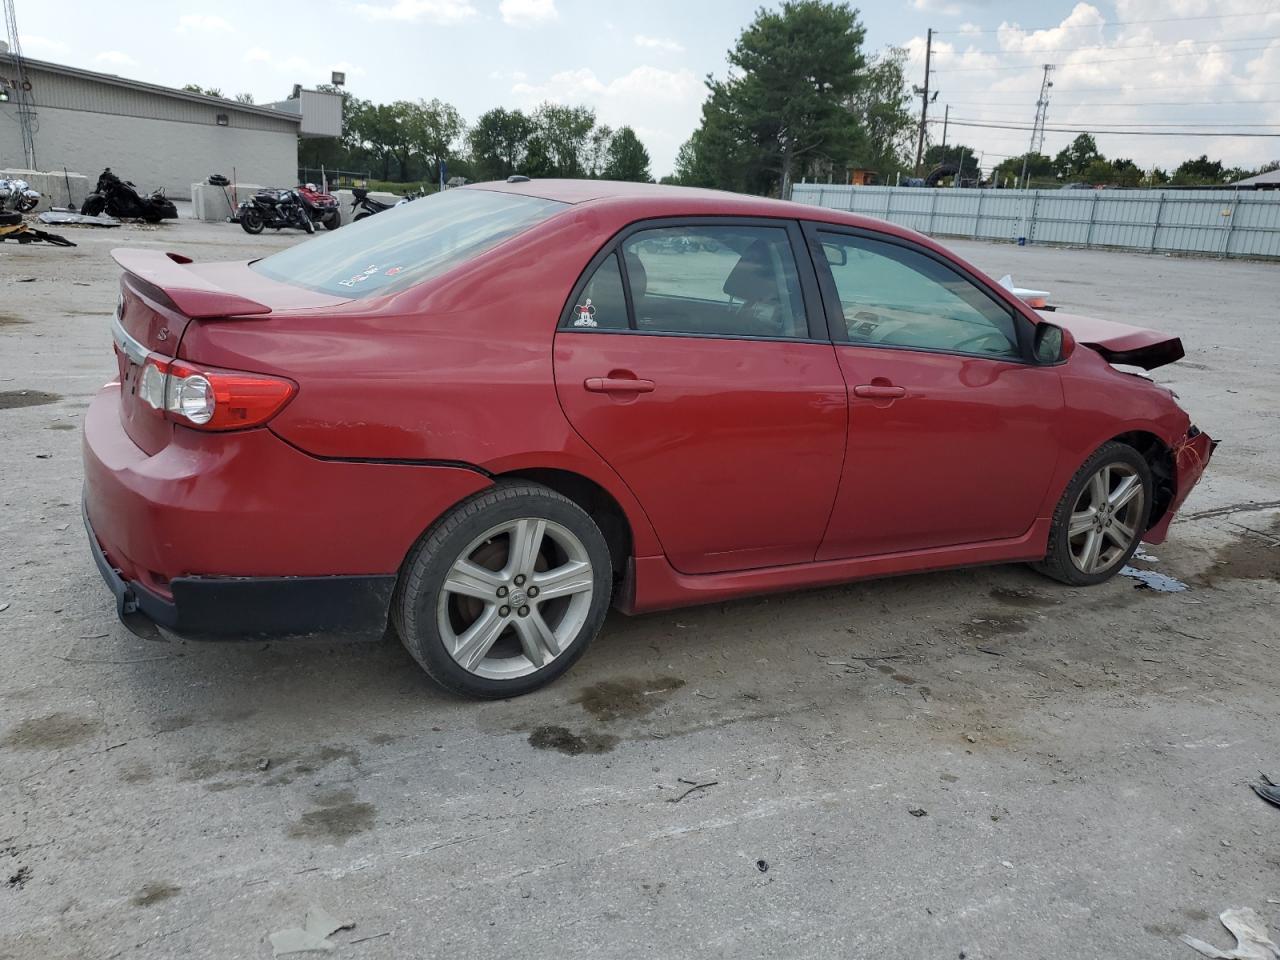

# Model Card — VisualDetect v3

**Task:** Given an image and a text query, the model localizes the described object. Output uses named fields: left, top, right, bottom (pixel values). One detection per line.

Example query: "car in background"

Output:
left=83, top=179, right=1214, bottom=698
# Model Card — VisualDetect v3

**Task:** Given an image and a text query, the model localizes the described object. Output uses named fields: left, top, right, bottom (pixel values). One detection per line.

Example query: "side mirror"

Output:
left=822, top=242, right=848, bottom=267
left=1034, top=322, right=1073, bottom=363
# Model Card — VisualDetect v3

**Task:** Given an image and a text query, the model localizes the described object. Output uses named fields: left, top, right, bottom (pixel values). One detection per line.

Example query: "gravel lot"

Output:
left=1, top=218, right=1278, bottom=960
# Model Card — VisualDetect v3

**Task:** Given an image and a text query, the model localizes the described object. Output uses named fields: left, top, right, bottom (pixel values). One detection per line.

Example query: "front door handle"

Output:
left=585, top=376, right=655, bottom=394
left=853, top=383, right=906, bottom=399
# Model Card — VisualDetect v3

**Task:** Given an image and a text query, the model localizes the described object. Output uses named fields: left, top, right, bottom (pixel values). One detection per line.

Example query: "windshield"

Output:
left=252, top=188, right=567, bottom=298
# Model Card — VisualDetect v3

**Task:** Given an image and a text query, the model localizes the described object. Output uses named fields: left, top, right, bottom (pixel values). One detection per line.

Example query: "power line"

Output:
left=945, top=119, right=1280, bottom=137
left=936, top=42, right=1279, bottom=72
left=946, top=117, right=1280, bottom=128
left=940, top=79, right=1280, bottom=92
left=944, top=98, right=1280, bottom=107
left=932, top=9, right=1279, bottom=35
left=949, top=33, right=1280, bottom=56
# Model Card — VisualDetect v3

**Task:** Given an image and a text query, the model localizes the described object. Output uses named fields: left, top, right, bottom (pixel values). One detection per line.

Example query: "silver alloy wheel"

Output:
left=1067, top=462, right=1146, bottom=574
left=437, top=518, right=595, bottom=680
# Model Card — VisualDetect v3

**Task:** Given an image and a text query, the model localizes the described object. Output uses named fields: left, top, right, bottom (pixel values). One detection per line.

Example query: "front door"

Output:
left=554, top=219, right=847, bottom=575
left=807, top=227, right=1064, bottom=560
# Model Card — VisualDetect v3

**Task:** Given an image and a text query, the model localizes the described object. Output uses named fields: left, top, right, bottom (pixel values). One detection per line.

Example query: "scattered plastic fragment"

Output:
left=1252, top=773, right=1280, bottom=810
left=1181, top=907, right=1280, bottom=959
left=755, top=859, right=769, bottom=873
left=1121, top=566, right=1189, bottom=592
left=269, top=904, right=355, bottom=956
left=908, top=808, right=928, bottom=818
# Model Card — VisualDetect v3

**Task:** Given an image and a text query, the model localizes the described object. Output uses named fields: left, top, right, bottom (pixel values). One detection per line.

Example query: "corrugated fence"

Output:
left=791, top=184, right=1280, bottom=259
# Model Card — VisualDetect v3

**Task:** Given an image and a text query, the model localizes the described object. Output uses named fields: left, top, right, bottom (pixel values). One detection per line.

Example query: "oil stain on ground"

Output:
left=2, top=713, right=101, bottom=751
left=572, top=676, right=686, bottom=722
left=527, top=725, right=619, bottom=756
left=0, top=390, right=61, bottom=411
left=287, top=788, right=375, bottom=844
left=989, top=586, right=1051, bottom=609
left=181, top=745, right=361, bottom=791
left=0, top=313, right=30, bottom=326
left=962, top=613, right=1030, bottom=641
left=131, top=882, right=181, bottom=907
left=1199, top=517, right=1280, bottom=585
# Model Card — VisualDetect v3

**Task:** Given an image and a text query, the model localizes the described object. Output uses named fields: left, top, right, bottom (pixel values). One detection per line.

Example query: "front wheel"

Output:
left=353, top=210, right=373, bottom=221
left=393, top=482, right=613, bottom=698
left=239, top=207, right=265, bottom=234
left=299, top=212, right=315, bottom=234
left=1033, top=442, right=1152, bottom=586
left=322, top=210, right=342, bottom=230
left=81, top=194, right=106, bottom=217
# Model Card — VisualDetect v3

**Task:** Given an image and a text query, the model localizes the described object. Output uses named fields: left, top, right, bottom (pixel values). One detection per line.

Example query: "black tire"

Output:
left=393, top=482, right=613, bottom=699
left=1032, top=441, right=1152, bottom=586
left=239, top=207, right=265, bottom=234
left=322, top=210, right=342, bottom=230
left=300, top=214, right=315, bottom=234
left=353, top=210, right=372, bottom=221
left=16, top=195, right=38, bottom=214
left=81, top=195, right=106, bottom=217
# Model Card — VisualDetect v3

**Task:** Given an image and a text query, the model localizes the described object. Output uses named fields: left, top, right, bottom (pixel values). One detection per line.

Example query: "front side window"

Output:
left=619, top=225, right=808, bottom=339
left=253, top=188, right=566, bottom=298
left=819, top=233, right=1020, bottom=359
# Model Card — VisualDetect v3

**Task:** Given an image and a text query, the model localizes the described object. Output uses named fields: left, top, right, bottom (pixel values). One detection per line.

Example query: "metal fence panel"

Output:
left=790, top=184, right=1280, bottom=259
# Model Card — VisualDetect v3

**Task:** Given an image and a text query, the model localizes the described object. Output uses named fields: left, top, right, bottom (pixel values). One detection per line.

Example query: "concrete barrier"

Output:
left=190, top=182, right=266, bottom=222
left=1, top=169, right=92, bottom=211
left=333, top=189, right=404, bottom=225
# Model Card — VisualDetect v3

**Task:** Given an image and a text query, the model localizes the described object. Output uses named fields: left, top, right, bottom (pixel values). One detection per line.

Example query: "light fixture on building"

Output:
left=331, top=71, right=345, bottom=86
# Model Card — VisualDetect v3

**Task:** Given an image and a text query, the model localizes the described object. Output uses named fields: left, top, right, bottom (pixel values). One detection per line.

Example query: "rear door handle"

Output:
left=853, top=384, right=906, bottom=399
left=585, top=377, right=655, bottom=394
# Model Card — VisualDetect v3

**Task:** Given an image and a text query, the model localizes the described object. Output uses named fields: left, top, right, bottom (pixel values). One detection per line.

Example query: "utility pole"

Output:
left=913, top=27, right=933, bottom=176
left=1018, top=64, right=1054, bottom=188
left=940, top=104, right=949, bottom=153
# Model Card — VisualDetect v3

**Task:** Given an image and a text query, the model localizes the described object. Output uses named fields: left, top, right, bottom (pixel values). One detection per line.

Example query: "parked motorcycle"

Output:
left=81, top=169, right=178, bottom=222
left=350, top=186, right=397, bottom=221
left=236, top=189, right=314, bottom=235
left=296, top=183, right=342, bottom=230
left=0, top=178, right=41, bottom=214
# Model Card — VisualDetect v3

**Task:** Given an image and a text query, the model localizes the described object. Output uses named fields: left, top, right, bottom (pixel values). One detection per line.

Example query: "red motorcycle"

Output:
left=296, top=184, right=342, bottom=230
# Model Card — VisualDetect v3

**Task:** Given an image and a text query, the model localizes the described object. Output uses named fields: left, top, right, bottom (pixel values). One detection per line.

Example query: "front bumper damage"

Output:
left=1144, top=427, right=1218, bottom=544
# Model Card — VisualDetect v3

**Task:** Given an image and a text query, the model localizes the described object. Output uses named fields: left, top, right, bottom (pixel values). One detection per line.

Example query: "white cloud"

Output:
left=635, top=34, right=684, bottom=54
left=354, top=0, right=477, bottom=23
left=18, top=35, right=70, bottom=58
left=911, top=0, right=962, bottom=15
left=94, top=51, right=138, bottom=68
left=243, top=47, right=273, bottom=63
left=176, top=14, right=232, bottom=33
left=499, top=0, right=557, bottom=27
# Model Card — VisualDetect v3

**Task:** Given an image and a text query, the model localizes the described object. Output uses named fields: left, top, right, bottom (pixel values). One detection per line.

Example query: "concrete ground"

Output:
left=1, top=219, right=1278, bottom=960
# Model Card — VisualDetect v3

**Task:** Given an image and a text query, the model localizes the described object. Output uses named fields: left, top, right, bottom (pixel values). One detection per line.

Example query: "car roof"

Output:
left=462, top=178, right=905, bottom=235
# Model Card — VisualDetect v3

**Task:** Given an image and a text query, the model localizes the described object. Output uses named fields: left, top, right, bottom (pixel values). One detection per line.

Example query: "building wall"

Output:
left=0, top=59, right=300, bottom=199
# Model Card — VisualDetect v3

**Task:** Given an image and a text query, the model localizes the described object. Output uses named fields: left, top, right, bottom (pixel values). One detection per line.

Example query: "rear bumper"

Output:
left=81, top=384, right=490, bottom=638
left=1144, top=427, right=1217, bottom=544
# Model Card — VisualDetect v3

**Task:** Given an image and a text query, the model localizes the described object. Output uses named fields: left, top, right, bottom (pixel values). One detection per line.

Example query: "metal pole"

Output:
left=941, top=105, right=949, bottom=152
left=928, top=188, right=938, bottom=233
left=1150, top=192, right=1166, bottom=252
left=1084, top=191, right=1099, bottom=248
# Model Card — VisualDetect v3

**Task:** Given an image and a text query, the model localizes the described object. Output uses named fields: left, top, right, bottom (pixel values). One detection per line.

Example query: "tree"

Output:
left=182, top=83, right=225, bottom=98
left=1173, top=154, right=1225, bottom=184
left=992, top=152, right=1053, bottom=187
left=602, top=127, right=652, bottom=182
left=468, top=107, right=534, bottom=181
left=406, top=98, right=465, bottom=183
left=924, top=143, right=978, bottom=170
left=584, top=124, right=614, bottom=178
left=846, top=46, right=915, bottom=180
left=234, top=92, right=255, bottom=104
left=528, top=103, right=597, bottom=178
left=706, top=0, right=870, bottom=197
left=1054, top=133, right=1100, bottom=178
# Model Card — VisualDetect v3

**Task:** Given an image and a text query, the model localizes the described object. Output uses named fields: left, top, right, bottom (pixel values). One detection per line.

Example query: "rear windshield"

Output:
left=252, top=188, right=566, bottom=298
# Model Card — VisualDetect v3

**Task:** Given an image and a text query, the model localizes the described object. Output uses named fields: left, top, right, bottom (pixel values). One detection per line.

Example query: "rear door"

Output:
left=805, top=224, right=1065, bottom=560
left=553, top=218, right=847, bottom=575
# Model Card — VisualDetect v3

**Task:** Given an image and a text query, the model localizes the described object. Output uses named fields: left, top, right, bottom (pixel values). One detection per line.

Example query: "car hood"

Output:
left=1048, top=311, right=1185, bottom=370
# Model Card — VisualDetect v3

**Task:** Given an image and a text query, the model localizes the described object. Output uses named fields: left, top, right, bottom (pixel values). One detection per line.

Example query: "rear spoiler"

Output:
left=111, top=249, right=271, bottom=318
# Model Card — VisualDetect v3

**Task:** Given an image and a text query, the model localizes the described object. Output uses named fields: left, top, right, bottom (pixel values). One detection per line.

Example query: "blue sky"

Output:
left=11, top=0, right=1280, bottom=176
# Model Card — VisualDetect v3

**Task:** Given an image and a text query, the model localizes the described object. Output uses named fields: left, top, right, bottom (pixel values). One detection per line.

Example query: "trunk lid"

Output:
left=110, top=249, right=348, bottom=454
left=1049, top=311, right=1185, bottom=371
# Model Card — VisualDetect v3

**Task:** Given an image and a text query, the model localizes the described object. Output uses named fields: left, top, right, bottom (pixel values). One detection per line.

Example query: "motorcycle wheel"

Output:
left=300, top=214, right=315, bottom=234
left=322, top=211, right=342, bottom=230
left=81, top=195, right=106, bottom=217
left=354, top=211, right=372, bottom=221
left=16, top=195, right=39, bottom=214
left=239, top=208, right=265, bottom=235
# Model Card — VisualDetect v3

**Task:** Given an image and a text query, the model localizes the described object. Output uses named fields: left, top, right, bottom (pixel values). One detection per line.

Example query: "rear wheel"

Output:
left=239, top=207, right=264, bottom=234
left=393, top=482, right=613, bottom=698
left=81, top=194, right=106, bottom=217
left=322, top=210, right=342, bottom=230
left=354, top=210, right=372, bottom=221
left=1033, top=442, right=1152, bottom=586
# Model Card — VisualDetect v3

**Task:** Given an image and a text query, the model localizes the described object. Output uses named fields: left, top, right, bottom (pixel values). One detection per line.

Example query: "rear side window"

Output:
left=571, top=253, right=629, bottom=330
left=252, top=188, right=566, bottom=298
left=621, top=225, right=808, bottom=339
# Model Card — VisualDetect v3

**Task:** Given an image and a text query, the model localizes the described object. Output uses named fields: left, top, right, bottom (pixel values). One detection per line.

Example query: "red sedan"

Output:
left=83, top=179, right=1215, bottom=697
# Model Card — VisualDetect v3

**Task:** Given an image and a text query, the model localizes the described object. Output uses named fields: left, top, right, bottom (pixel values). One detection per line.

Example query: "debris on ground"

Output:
left=665, top=777, right=718, bottom=803
left=1181, top=907, right=1280, bottom=959
left=755, top=860, right=769, bottom=873
left=257, top=758, right=271, bottom=771
left=269, top=904, right=356, bottom=956
left=36, top=211, right=121, bottom=227
left=908, top=808, right=928, bottom=818
left=1251, top=773, right=1280, bottom=809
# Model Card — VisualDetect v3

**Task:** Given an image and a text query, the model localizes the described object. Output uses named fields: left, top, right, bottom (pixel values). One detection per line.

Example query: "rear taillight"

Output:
left=134, top=354, right=295, bottom=431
